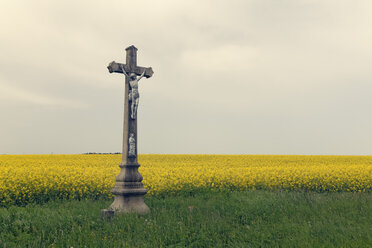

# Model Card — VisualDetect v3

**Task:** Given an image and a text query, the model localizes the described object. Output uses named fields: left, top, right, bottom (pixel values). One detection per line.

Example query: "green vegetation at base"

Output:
left=0, top=190, right=371, bottom=247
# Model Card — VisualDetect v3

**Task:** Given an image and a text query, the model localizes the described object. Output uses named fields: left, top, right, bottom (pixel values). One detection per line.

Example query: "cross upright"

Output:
left=102, top=45, right=153, bottom=216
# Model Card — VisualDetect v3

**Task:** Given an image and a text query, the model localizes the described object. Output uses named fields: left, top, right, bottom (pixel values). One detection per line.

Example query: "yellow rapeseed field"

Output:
left=0, top=154, right=371, bottom=206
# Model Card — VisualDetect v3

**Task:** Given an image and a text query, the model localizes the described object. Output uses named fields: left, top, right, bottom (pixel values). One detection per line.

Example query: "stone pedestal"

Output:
left=102, top=162, right=150, bottom=216
left=106, top=162, right=150, bottom=214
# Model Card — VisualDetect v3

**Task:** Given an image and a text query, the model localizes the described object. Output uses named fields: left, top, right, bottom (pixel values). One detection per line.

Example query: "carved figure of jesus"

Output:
left=120, top=65, right=146, bottom=119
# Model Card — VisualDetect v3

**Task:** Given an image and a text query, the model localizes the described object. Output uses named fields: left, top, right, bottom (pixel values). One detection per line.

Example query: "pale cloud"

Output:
left=0, top=81, right=87, bottom=108
left=180, top=45, right=258, bottom=73
left=0, top=0, right=371, bottom=154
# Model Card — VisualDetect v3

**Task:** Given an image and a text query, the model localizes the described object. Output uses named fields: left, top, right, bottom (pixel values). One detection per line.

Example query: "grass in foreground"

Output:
left=0, top=190, right=371, bottom=248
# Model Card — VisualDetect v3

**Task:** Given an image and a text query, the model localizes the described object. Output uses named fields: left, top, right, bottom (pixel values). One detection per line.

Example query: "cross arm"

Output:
left=107, top=61, right=154, bottom=78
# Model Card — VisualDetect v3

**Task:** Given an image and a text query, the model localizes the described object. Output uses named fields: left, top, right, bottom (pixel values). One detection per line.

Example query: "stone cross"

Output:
left=102, top=45, right=153, bottom=216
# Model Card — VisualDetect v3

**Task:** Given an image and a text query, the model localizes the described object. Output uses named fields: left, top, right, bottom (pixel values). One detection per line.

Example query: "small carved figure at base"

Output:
left=128, top=133, right=136, bottom=157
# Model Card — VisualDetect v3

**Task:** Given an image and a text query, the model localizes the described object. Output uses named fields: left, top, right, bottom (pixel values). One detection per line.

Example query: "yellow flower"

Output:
left=0, top=154, right=371, bottom=206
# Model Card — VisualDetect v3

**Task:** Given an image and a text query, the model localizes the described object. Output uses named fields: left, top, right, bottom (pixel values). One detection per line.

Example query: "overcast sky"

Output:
left=1, top=0, right=371, bottom=155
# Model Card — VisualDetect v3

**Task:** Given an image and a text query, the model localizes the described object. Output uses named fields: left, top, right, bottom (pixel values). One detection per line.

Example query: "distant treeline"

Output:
left=83, top=152, right=121, bottom=155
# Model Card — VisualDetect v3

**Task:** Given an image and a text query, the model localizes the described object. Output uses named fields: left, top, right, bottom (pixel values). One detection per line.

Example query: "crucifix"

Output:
left=102, top=45, right=153, bottom=216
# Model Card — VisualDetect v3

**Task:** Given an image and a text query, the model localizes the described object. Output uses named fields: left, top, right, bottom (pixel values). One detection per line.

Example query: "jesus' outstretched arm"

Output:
left=137, top=69, right=146, bottom=81
left=120, top=65, right=129, bottom=77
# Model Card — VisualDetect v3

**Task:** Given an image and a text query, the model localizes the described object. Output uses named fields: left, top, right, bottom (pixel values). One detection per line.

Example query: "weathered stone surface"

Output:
left=102, top=45, right=153, bottom=216
left=107, top=61, right=154, bottom=78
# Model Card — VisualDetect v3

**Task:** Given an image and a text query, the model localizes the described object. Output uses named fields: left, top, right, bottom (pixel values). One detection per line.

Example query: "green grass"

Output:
left=0, top=190, right=371, bottom=247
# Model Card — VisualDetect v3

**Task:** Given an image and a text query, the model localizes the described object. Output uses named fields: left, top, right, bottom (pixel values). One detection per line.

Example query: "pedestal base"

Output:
left=102, top=161, right=150, bottom=217
left=101, top=197, right=150, bottom=217
left=111, top=194, right=149, bottom=213
left=101, top=190, right=150, bottom=217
